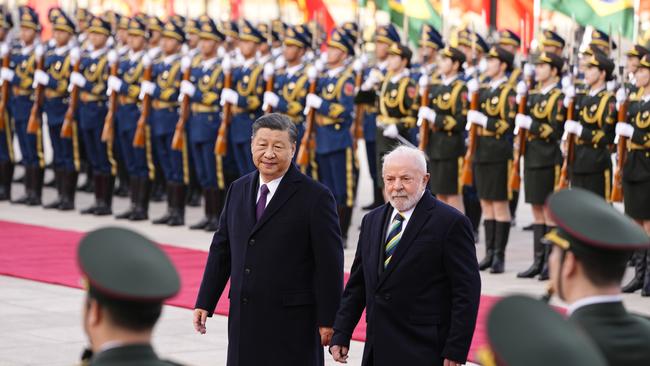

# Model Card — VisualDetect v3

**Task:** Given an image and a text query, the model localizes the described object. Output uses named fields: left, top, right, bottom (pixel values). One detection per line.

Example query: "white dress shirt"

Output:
left=385, top=191, right=425, bottom=240
left=566, top=294, right=623, bottom=316
left=256, top=175, right=285, bottom=207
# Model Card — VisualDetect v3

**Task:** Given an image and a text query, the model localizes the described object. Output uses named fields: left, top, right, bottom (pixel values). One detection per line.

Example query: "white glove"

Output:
left=305, top=93, right=323, bottom=110
left=138, top=80, right=155, bottom=100
left=382, top=123, right=399, bottom=139
left=220, top=87, right=238, bottom=106
left=1, top=67, right=14, bottom=82
left=418, top=106, right=436, bottom=123
left=361, top=69, right=382, bottom=91
left=34, top=69, right=50, bottom=86
left=615, top=122, right=634, bottom=138
left=466, top=78, right=479, bottom=94
left=467, top=110, right=488, bottom=129
left=107, top=75, right=123, bottom=92
left=563, top=84, right=575, bottom=106
left=34, top=44, right=45, bottom=59
left=352, top=58, right=364, bottom=73
left=274, top=56, right=285, bottom=71
left=516, top=80, right=527, bottom=96
left=514, top=113, right=532, bottom=134
left=142, top=54, right=152, bottom=68
left=222, top=55, right=232, bottom=74
left=107, top=49, right=119, bottom=65
left=70, top=47, right=81, bottom=66
left=180, top=80, right=196, bottom=97
left=70, top=71, right=86, bottom=88
left=307, top=65, right=318, bottom=82
left=615, top=87, right=627, bottom=105
left=263, top=62, right=274, bottom=82
left=418, top=74, right=429, bottom=90
left=0, top=42, right=9, bottom=58
left=606, top=80, right=616, bottom=92
left=263, top=91, right=279, bottom=109
left=523, top=63, right=534, bottom=77
left=180, top=55, right=192, bottom=73
left=564, top=120, right=583, bottom=136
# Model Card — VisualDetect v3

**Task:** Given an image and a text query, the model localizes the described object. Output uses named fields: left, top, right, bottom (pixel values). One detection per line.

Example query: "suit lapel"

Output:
left=250, top=165, right=301, bottom=236
left=376, top=193, right=436, bottom=289
left=367, top=204, right=392, bottom=285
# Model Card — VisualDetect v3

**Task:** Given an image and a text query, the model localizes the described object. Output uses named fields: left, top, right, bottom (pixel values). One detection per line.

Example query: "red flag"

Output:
left=230, top=0, right=242, bottom=19
left=496, top=0, right=534, bottom=52
left=28, top=0, right=58, bottom=40
left=296, top=0, right=335, bottom=37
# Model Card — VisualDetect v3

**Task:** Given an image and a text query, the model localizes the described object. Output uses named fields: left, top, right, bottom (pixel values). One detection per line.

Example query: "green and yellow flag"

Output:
left=374, top=0, right=442, bottom=44
left=541, top=0, right=634, bottom=39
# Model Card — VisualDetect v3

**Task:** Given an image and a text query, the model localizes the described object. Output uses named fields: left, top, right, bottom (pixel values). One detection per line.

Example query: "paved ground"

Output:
left=1, top=141, right=648, bottom=365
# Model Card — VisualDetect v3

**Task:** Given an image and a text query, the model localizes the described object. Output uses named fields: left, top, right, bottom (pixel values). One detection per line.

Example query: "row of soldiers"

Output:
left=0, top=6, right=648, bottom=294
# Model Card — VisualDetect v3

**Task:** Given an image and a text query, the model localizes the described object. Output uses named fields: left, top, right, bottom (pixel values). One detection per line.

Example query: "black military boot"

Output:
left=362, top=186, right=384, bottom=211
left=115, top=178, right=138, bottom=219
left=80, top=174, right=103, bottom=214
left=190, top=189, right=210, bottom=230
left=490, top=221, right=511, bottom=274
left=12, top=166, right=33, bottom=204
left=167, top=182, right=186, bottom=226
left=114, top=164, right=130, bottom=197
left=43, top=168, right=64, bottom=209
left=538, top=226, right=553, bottom=281
left=517, top=224, right=546, bottom=278
left=152, top=182, right=173, bottom=224
left=623, top=250, right=647, bottom=293
left=642, top=250, right=650, bottom=297
left=93, top=174, right=114, bottom=216
left=204, top=187, right=221, bottom=232
left=79, top=164, right=94, bottom=192
left=129, top=176, right=150, bottom=221
left=26, top=167, right=44, bottom=206
left=151, top=171, right=165, bottom=202
left=187, top=180, right=202, bottom=207
left=479, top=220, right=496, bottom=270
left=59, top=170, right=78, bottom=211
left=0, top=161, right=13, bottom=201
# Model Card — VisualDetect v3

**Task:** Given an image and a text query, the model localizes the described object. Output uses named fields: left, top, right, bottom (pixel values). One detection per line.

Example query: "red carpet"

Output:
left=0, top=220, right=496, bottom=361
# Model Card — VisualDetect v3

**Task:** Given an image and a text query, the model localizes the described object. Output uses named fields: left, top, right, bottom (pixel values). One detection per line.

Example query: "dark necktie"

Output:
left=256, top=184, right=269, bottom=221
left=384, top=212, right=405, bottom=268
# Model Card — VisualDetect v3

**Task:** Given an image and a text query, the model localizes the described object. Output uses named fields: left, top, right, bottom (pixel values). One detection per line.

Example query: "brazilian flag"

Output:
left=542, top=0, right=634, bottom=39
left=374, top=0, right=442, bottom=44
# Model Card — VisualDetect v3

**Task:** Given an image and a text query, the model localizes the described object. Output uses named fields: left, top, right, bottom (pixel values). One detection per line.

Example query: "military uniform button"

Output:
left=242, top=297, right=249, bottom=304
left=249, top=239, right=255, bottom=246
left=384, top=293, right=391, bottom=300
left=244, top=268, right=251, bottom=275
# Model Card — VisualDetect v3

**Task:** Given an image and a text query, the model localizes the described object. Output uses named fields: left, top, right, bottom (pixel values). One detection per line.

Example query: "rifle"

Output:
left=101, top=51, right=119, bottom=143
left=133, top=60, right=153, bottom=148
left=417, top=79, right=430, bottom=151
left=27, top=47, right=45, bottom=134
left=460, top=27, right=480, bottom=186
left=351, top=59, right=365, bottom=153
left=611, top=30, right=627, bottom=202
left=61, top=50, right=81, bottom=139
left=263, top=22, right=274, bottom=114
left=171, top=58, right=192, bottom=151
left=297, top=66, right=318, bottom=167
left=215, top=56, right=233, bottom=156
left=0, top=45, right=8, bottom=131
left=509, top=54, right=532, bottom=191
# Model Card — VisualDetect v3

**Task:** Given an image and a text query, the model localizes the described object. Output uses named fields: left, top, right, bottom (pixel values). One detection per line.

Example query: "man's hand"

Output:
left=330, top=345, right=349, bottom=363
left=193, top=308, right=208, bottom=334
left=443, top=359, right=462, bottom=366
left=319, top=326, right=334, bottom=346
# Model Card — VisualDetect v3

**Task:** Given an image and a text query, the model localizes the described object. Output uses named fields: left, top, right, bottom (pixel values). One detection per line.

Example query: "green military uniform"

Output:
left=423, top=47, right=468, bottom=195
left=542, top=188, right=650, bottom=366
left=77, top=227, right=182, bottom=366
left=375, top=43, right=419, bottom=183
left=478, top=295, right=608, bottom=366
left=569, top=52, right=617, bottom=199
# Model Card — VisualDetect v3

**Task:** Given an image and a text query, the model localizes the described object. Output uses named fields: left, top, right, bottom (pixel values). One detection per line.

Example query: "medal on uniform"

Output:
left=162, top=70, right=169, bottom=79
left=288, top=82, right=295, bottom=90
left=90, top=63, right=97, bottom=73
left=327, top=84, right=334, bottom=92
left=54, top=61, right=62, bottom=71
left=203, top=75, right=210, bottom=84
left=442, top=92, right=450, bottom=101
left=243, top=75, right=250, bottom=83
left=491, top=96, right=499, bottom=105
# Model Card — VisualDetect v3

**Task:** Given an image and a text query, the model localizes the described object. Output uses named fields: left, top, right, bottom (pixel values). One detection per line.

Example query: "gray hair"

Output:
left=252, top=113, right=298, bottom=144
left=382, top=145, right=427, bottom=175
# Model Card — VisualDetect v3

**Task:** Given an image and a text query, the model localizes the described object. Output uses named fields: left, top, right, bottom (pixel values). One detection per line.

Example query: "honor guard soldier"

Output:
left=35, top=10, right=79, bottom=211
left=139, top=20, right=188, bottom=226
left=3, top=6, right=43, bottom=206
left=257, top=22, right=281, bottom=66
left=514, top=52, right=565, bottom=280
left=270, top=19, right=287, bottom=59
left=75, top=8, right=91, bottom=50
left=304, top=27, right=356, bottom=243
left=623, top=44, right=649, bottom=94
left=540, top=29, right=565, bottom=56
left=466, top=46, right=517, bottom=274
left=180, top=17, right=226, bottom=231
left=220, top=20, right=239, bottom=56
left=262, top=24, right=312, bottom=161
left=114, top=14, right=130, bottom=56
left=497, top=29, right=522, bottom=84
left=418, top=46, right=468, bottom=213
left=184, top=17, right=201, bottom=59
left=480, top=295, right=608, bottom=366
left=544, top=188, right=650, bottom=365
left=616, top=54, right=650, bottom=296
left=147, top=16, right=164, bottom=58
left=71, top=16, right=116, bottom=215
left=107, top=16, right=154, bottom=221
left=77, top=227, right=183, bottom=366
left=0, top=7, right=14, bottom=201
left=219, top=20, right=265, bottom=176
left=589, top=29, right=616, bottom=55
left=456, top=29, right=489, bottom=82
left=413, top=23, right=444, bottom=82
left=563, top=51, right=616, bottom=199
left=357, top=24, right=401, bottom=210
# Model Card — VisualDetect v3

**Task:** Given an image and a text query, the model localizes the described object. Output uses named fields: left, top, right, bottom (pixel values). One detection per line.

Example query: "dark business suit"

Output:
left=195, top=164, right=344, bottom=366
left=570, top=302, right=650, bottom=365
left=331, top=192, right=481, bottom=365
left=89, top=344, right=183, bottom=366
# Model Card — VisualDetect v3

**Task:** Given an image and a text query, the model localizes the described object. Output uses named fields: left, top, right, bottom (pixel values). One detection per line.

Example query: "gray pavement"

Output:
left=1, top=141, right=648, bottom=365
